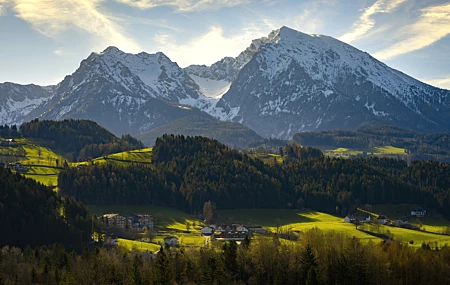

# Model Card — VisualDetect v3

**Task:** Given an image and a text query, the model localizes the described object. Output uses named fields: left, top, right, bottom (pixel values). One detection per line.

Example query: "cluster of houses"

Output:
left=201, top=224, right=266, bottom=241
left=102, top=213, right=153, bottom=232
left=344, top=207, right=427, bottom=227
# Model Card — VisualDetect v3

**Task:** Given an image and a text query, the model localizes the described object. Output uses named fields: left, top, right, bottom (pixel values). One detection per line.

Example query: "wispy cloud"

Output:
left=423, top=76, right=450, bottom=90
left=115, top=0, right=251, bottom=12
left=3, top=0, right=141, bottom=52
left=373, top=3, right=450, bottom=61
left=154, top=25, right=267, bottom=67
left=339, top=0, right=406, bottom=44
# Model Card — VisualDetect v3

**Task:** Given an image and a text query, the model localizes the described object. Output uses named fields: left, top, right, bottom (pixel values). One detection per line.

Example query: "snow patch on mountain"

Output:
left=188, top=74, right=231, bottom=99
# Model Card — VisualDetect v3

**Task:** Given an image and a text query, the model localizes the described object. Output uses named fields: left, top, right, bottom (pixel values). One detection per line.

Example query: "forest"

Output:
left=59, top=135, right=450, bottom=219
left=1, top=228, right=450, bottom=285
left=0, top=167, right=91, bottom=249
left=293, top=124, right=450, bottom=161
left=19, top=119, right=144, bottom=161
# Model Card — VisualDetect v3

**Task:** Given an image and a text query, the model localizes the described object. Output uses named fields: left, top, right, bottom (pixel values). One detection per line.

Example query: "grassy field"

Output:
left=87, top=205, right=203, bottom=233
left=369, top=204, right=450, bottom=234
left=118, top=238, right=161, bottom=252
left=217, top=208, right=450, bottom=248
left=308, top=145, right=406, bottom=158
left=251, top=153, right=283, bottom=164
left=72, top=148, right=153, bottom=167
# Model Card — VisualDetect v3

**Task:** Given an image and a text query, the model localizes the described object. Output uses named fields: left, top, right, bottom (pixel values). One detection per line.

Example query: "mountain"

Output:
left=191, top=26, right=450, bottom=139
left=36, top=47, right=208, bottom=135
left=1, top=27, right=450, bottom=139
left=0, top=83, right=55, bottom=125
left=136, top=115, right=263, bottom=148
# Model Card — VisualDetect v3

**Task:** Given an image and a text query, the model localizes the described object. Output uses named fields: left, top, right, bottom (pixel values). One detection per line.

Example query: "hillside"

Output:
left=20, top=119, right=144, bottom=161
left=136, top=115, right=263, bottom=148
left=293, top=124, right=450, bottom=162
left=0, top=167, right=91, bottom=248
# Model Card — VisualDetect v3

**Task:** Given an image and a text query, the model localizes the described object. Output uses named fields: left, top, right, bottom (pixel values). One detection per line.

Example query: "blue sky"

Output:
left=0, top=0, right=449, bottom=89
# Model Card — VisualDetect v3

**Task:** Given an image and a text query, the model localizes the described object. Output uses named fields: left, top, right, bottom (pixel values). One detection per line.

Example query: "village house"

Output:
left=213, top=232, right=248, bottom=242
left=201, top=226, right=214, bottom=236
left=128, top=213, right=153, bottom=231
left=1, top=138, right=16, bottom=146
left=344, top=215, right=371, bottom=223
left=164, top=236, right=179, bottom=247
left=376, top=215, right=389, bottom=225
left=411, top=207, right=426, bottom=218
left=103, top=213, right=128, bottom=228
left=236, top=226, right=249, bottom=233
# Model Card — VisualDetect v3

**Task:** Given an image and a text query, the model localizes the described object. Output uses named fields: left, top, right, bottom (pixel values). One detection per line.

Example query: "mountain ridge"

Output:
left=1, top=26, right=449, bottom=140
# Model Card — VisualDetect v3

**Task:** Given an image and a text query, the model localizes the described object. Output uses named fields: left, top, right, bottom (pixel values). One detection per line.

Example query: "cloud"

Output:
left=53, top=49, right=66, bottom=56
left=423, top=76, right=450, bottom=90
left=154, top=25, right=267, bottom=67
left=115, top=0, right=251, bottom=12
left=339, top=0, right=406, bottom=44
left=3, top=0, right=141, bottom=53
left=373, top=3, right=450, bottom=61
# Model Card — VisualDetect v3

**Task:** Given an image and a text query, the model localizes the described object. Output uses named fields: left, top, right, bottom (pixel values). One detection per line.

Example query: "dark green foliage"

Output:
left=293, top=124, right=450, bottom=162
left=0, top=124, right=20, bottom=138
left=0, top=167, right=91, bottom=249
left=20, top=119, right=144, bottom=161
left=58, top=134, right=450, bottom=220
left=2, top=229, right=450, bottom=285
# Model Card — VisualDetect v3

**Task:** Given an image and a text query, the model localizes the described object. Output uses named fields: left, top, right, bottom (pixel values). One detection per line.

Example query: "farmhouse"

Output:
left=344, top=215, right=371, bottom=223
left=236, top=226, right=249, bottom=233
left=201, top=226, right=214, bottom=236
left=103, top=213, right=128, bottom=228
left=164, top=236, right=179, bottom=247
left=411, top=207, right=426, bottom=218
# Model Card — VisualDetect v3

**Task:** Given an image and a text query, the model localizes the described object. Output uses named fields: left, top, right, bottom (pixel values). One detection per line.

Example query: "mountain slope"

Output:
left=37, top=47, right=205, bottom=135
left=0, top=83, right=55, bottom=125
left=136, top=115, right=263, bottom=147
left=194, top=26, right=450, bottom=138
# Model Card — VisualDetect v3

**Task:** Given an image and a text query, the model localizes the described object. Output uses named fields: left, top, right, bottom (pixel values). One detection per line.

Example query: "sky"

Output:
left=0, top=0, right=449, bottom=89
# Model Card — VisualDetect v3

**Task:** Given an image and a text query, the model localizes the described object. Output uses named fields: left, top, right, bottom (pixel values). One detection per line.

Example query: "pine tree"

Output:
left=300, top=244, right=317, bottom=285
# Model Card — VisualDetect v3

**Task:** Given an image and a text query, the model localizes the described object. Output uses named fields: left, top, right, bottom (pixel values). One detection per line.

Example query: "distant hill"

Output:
left=136, top=116, right=263, bottom=148
left=293, top=125, right=450, bottom=162
left=20, top=119, right=144, bottom=161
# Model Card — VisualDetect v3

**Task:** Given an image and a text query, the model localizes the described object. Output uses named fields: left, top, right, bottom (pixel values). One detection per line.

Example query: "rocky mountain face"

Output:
left=0, top=83, right=55, bottom=125
left=195, top=27, right=450, bottom=139
left=1, top=26, right=450, bottom=140
left=37, top=47, right=206, bottom=135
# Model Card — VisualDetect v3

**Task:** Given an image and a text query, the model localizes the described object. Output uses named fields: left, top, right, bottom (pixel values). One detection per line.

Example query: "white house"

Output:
left=411, top=207, right=426, bottom=218
left=164, top=236, right=179, bottom=246
left=201, top=227, right=214, bottom=236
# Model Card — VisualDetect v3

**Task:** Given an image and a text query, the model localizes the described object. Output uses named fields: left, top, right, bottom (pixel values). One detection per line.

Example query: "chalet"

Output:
left=411, top=207, right=426, bottom=218
left=164, top=236, right=179, bottom=247
left=376, top=215, right=389, bottom=225
left=236, top=226, right=249, bottom=233
left=128, top=213, right=153, bottom=231
left=201, top=226, right=214, bottom=236
left=103, top=213, right=128, bottom=228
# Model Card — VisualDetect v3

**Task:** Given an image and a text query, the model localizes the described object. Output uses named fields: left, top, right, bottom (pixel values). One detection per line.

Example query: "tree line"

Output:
left=293, top=124, right=450, bottom=161
left=59, top=134, right=450, bottom=219
left=1, top=228, right=450, bottom=285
